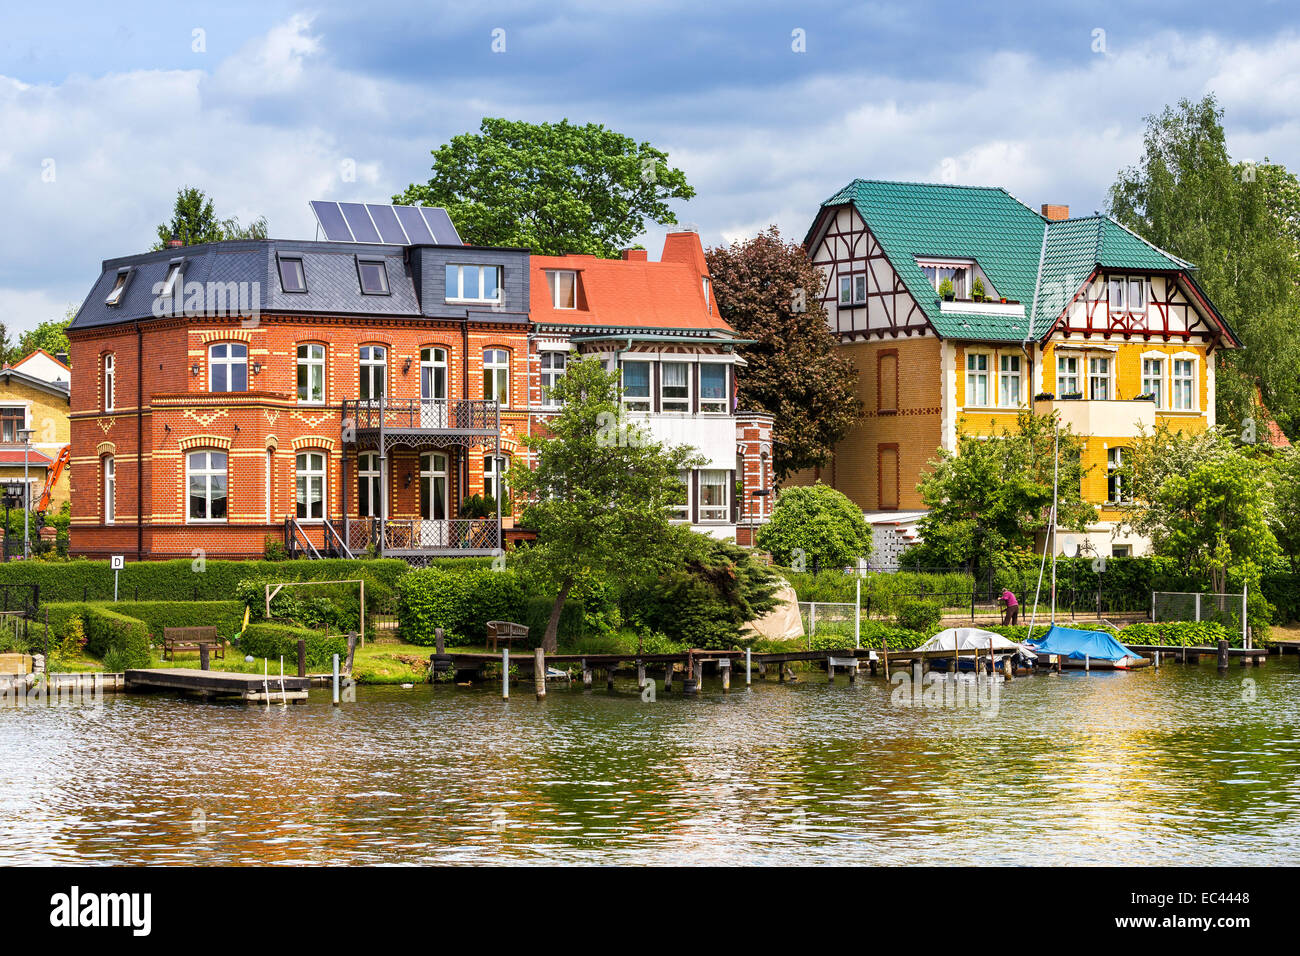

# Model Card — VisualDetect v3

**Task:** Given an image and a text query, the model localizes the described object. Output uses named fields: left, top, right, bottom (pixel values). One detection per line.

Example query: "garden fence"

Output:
left=798, top=601, right=859, bottom=648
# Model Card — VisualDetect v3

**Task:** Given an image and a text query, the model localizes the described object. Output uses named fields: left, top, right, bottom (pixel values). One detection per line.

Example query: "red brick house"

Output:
left=67, top=210, right=531, bottom=561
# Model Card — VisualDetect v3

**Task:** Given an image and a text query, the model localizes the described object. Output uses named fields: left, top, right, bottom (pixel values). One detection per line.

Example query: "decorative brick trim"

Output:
left=198, top=329, right=253, bottom=344
left=96, top=441, right=116, bottom=457
left=179, top=434, right=232, bottom=451
left=266, top=435, right=279, bottom=451
left=291, top=436, right=335, bottom=451
left=183, top=407, right=229, bottom=427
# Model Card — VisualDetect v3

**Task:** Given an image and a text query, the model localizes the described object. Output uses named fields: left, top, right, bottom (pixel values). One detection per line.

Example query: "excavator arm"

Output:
left=36, top=444, right=70, bottom=515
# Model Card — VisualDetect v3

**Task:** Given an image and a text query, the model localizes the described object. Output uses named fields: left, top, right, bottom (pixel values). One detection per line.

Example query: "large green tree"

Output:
left=911, top=412, right=1095, bottom=576
left=15, top=308, right=75, bottom=363
left=755, top=483, right=872, bottom=570
left=511, top=356, right=702, bottom=651
left=152, top=186, right=267, bottom=250
left=704, top=227, right=862, bottom=479
left=1108, top=95, right=1300, bottom=438
left=394, top=118, right=694, bottom=256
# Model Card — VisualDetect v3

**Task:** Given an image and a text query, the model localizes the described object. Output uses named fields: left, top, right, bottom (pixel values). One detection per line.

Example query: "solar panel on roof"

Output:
left=310, top=200, right=353, bottom=241
left=393, top=205, right=435, bottom=243
left=340, top=203, right=382, bottom=243
left=309, top=201, right=461, bottom=245
left=367, top=204, right=409, bottom=244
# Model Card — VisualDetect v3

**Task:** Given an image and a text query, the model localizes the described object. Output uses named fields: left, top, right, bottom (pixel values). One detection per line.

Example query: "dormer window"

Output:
left=357, top=258, right=390, bottom=295
left=546, top=270, right=577, bottom=309
left=920, top=263, right=969, bottom=298
left=447, top=264, right=502, bottom=303
left=702, top=276, right=712, bottom=313
left=105, top=269, right=131, bottom=306
left=1108, top=275, right=1146, bottom=313
left=160, top=260, right=183, bottom=298
left=278, top=255, right=307, bottom=293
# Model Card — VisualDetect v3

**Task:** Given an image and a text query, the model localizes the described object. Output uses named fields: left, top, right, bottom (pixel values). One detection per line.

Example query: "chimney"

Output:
left=621, top=248, right=648, bottom=261
left=166, top=232, right=184, bottom=249
left=1041, top=204, right=1070, bottom=222
left=55, top=352, right=69, bottom=367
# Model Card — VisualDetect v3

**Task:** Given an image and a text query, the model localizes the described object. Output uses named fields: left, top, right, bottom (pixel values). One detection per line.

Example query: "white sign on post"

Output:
left=111, top=555, right=125, bottom=601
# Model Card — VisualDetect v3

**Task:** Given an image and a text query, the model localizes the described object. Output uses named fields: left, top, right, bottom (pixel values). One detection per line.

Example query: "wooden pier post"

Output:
left=607, top=661, right=616, bottom=691
left=778, top=660, right=787, bottom=683
left=684, top=654, right=698, bottom=696
left=827, top=657, right=835, bottom=683
left=1002, top=654, right=1012, bottom=678
left=847, top=659, right=856, bottom=684
left=534, top=648, right=546, bottom=699
left=745, top=648, right=752, bottom=686
left=721, top=658, right=731, bottom=692
left=664, top=661, right=673, bottom=693
left=435, top=627, right=445, bottom=656
left=1217, top=639, right=1230, bottom=673
left=636, top=659, right=646, bottom=691
left=869, top=658, right=877, bottom=676
left=199, top=643, right=210, bottom=671
left=345, top=632, right=357, bottom=675
left=581, top=658, right=592, bottom=689
left=502, top=647, right=509, bottom=700
left=297, top=639, right=307, bottom=678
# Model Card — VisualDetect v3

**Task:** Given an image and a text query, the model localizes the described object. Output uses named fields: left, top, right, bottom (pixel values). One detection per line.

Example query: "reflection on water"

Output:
left=2, top=661, right=1298, bottom=865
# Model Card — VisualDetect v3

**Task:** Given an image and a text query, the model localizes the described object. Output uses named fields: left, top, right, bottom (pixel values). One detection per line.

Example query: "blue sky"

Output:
left=3, top=1, right=1299, bottom=335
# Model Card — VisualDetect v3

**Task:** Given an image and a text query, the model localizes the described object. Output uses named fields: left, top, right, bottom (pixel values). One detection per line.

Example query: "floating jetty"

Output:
left=124, top=668, right=310, bottom=703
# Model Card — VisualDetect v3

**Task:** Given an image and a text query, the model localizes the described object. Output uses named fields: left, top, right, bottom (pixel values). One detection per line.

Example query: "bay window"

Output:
left=187, top=450, right=228, bottom=522
left=661, top=361, right=690, bottom=412
left=700, top=363, right=728, bottom=414
left=621, top=361, right=650, bottom=412
left=698, top=469, right=729, bottom=522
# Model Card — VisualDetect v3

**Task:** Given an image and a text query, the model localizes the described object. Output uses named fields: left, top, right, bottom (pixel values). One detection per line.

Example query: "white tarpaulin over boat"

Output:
left=915, top=628, right=1037, bottom=659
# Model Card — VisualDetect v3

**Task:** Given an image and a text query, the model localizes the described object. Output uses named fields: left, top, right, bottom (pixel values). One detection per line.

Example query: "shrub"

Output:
left=81, top=606, right=151, bottom=669
left=236, top=622, right=347, bottom=669
left=755, top=483, right=872, bottom=571
left=895, top=598, right=942, bottom=633
left=397, top=566, right=525, bottom=646
left=41, top=600, right=244, bottom=648
left=1119, top=620, right=1232, bottom=647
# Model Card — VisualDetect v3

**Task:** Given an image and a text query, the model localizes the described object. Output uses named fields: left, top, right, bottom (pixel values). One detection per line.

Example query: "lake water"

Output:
left=2, top=660, right=1298, bottom=865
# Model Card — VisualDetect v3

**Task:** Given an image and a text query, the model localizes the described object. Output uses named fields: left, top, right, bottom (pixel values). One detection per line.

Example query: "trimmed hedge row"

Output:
left=235, top=622, right=347, bottom=669
left=396, top=566, right=587, bottom=647
left=1119, top=620, right=1234, bottom=647
left=43, top=601, right=244, bottom=646
left=81, top=605, right=151, bottom=670
left=0, top=558, right=410, bottom=603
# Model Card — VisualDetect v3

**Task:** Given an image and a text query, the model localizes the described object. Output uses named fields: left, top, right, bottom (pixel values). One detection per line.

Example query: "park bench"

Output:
left=486, top=620, right=528, bottom=652
left=162, top=626, right=224, bottom=661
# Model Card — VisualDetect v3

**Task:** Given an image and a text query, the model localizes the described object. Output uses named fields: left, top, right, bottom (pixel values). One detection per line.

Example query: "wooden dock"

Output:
left=124, top=668, right=310, bottom=702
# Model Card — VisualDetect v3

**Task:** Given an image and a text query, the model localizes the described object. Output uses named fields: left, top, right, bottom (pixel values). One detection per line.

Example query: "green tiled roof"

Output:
left=818, top=179, right=1195, bottom=343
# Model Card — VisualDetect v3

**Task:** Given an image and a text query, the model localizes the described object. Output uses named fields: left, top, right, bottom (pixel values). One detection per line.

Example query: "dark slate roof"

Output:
left=812, top=179, right=1220, bottom=344
left=69, top=238, right=530, bottom=331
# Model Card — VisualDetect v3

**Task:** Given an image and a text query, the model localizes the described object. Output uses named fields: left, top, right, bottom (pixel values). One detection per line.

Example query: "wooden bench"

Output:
left=162, top=626, right=224, bottom=661
left=486, top=621, right=528, bottom=652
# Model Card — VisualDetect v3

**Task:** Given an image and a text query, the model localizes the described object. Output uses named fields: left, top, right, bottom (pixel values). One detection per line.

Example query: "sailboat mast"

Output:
left=1050, top=424, right=1059, bottom=626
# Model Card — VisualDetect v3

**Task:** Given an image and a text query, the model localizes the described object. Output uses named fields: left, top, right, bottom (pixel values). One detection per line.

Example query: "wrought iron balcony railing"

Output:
left=343, top=516, right=500, bottom=553
left=342, top=398, right=499, bottom=432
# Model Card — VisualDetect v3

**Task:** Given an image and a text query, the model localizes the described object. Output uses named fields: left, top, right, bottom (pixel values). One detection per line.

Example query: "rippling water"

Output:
left=2, top=660, right=1299, bottom=865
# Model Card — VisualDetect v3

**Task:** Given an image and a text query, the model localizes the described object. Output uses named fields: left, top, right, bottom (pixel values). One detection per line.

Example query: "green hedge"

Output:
left=0, top=558, right=410, bottom=603
left=1119, top=620, right=1233, bottom=647
left=235, top=622, right=347, bottom=669
left=42, top=601, right=244, bottom=647
left=397, top=566, right=526, bottom=646
left=81, top=605, right=151, bottom=670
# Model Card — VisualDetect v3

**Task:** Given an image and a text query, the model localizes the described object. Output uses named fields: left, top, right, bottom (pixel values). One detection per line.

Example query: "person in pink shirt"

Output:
left=1000, top=589, right=1019, bottom=626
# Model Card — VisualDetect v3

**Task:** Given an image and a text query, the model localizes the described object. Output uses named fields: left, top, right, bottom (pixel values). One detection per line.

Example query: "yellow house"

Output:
left=0, top=352, right=72, bottom=514
left=801, top=181, right=1239, bottom=562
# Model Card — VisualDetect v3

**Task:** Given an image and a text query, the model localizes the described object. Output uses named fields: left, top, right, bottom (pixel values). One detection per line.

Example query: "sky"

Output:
left=2, top=0, right=1299, bottom=337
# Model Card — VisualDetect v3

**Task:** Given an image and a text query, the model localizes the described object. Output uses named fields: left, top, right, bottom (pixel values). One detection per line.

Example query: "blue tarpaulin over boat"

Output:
left=1027, top=626, right=1142, bottom=663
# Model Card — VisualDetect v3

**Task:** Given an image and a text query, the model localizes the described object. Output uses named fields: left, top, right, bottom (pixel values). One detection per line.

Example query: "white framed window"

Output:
left=447, top=264, right=503, bottom=303
left=702, top=276, right=712, bottom=313
left=1057, top=354, right=1080, bottom=396
left=670, top=470, right=690, bottom=521
left=621, top=360, right=651, bottom=412
left=839, top=275, right=852, bottom=305
left=103, top=455, right=115, bottom=525
left=483, top=349, right=509, bottom=405
left=966, top=352, right=989, bottom=406
left=187, top=450, right=228, bottom=523
left=544, top=270, right=577, bottom=309
left=698, top=469, right=729, bottom=522
left=1107, top=447, right=1128, bottom=504
left=922, top=264, right=969, bottom=297
left=295, top=451, right=326, bottom=520
left=1173, top=357, right=1196, bottom=410
left=1108, top=277, right=1126, bottom=311
left=103, top=354, right=115, bottom=412
left=1108, top=276, right=1147, bottom=314
left=209, top=342, right=248, bottom=393
left=421, top=452, right=449, bottom=521
left=998, top=354, right=1022, bottom=408
left=1128, top=277, right=1146, bottom=313
left=359, top=345, right=386, bottom=403
left=1141, top=356, right=1165, bottom=406
left=539, top=350, right=567, bottom=405
left=0, top=407, right=25, bottom=444
left=160, top=261, right=182, bottom=298
left=700, top=363, right=728, bottom=414
left=265, top=450, right=273, bottom=524
left=297, top=344, right=325, bottom=404
left=483, top=455, right=508, bottom=502
left=662, top=361, right=691, bottom=413
left=853, top=274, right=867, bottom=303
left=358, top=451, right=381, bottom=518
left=1088, top=356, right=1111, bottom=401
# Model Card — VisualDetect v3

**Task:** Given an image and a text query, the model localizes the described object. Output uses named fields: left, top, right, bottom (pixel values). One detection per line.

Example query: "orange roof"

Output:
left=529, top=233, right=733, bottom=334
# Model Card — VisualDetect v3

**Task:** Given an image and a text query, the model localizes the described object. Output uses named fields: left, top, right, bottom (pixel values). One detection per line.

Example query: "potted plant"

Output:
left=938, top=277, right=955, bottom=301
left=972, top=277, right=987, bottom=302
left=999, top=295, right=1009, bottom=304
left=1034, top=392, right=1055, bottom=401
left=1059, top=391, right=1083, bottom=400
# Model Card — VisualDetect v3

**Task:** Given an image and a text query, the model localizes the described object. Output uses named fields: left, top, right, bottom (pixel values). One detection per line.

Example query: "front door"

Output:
left=420, top=348, right=448, bottom=428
